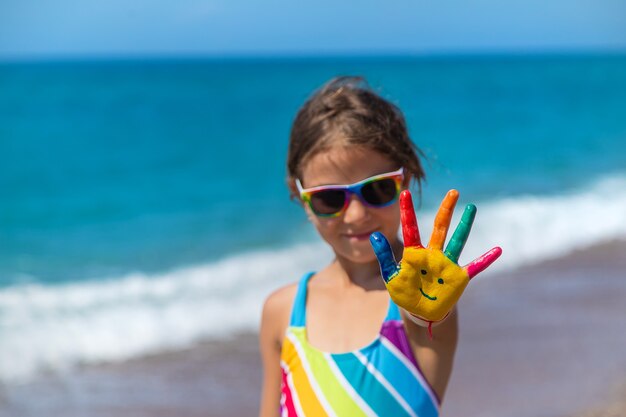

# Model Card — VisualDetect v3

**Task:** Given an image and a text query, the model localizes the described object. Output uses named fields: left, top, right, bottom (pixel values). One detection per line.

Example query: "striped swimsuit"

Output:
left=280, top=272, right=440, bottom=417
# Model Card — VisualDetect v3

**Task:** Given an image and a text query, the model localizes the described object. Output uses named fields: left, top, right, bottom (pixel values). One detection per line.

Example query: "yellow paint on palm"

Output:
left=385, top=247, right=470, bottom=322
left=371, top=189, right=502, bottom=331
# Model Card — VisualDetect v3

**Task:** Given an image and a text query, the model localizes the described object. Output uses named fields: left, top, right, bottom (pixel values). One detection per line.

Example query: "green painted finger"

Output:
left=444, top=204, right=477, bottom=263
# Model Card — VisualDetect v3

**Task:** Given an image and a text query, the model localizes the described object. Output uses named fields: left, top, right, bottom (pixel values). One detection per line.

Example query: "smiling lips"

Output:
left=343, top=230, right=376, bottom=241
left=419, top=288, right=437, bottom=301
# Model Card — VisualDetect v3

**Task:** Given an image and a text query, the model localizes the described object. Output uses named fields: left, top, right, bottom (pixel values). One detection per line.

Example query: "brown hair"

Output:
left=287, top=76, right=426, bottom=198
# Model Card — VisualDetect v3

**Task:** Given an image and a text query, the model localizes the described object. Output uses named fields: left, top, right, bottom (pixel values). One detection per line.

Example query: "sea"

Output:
left=1, top=53, right=625, bottom=386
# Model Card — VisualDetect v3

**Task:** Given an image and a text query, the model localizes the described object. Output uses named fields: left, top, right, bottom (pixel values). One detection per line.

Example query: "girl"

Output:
left=259, top=76, right=499, bottom=417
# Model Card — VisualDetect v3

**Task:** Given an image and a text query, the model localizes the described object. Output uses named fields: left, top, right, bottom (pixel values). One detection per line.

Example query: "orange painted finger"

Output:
left=428, top=189, right=459, bottom=250
left=400, top=190, right=422, bottom=247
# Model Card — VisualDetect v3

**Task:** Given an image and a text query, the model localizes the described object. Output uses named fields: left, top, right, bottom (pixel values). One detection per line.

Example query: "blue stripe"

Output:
left=331, top=352, right=413, bottom=417
left=375, top=339, right=439, bottom=417
left=288, top=271, right=314, bottom=327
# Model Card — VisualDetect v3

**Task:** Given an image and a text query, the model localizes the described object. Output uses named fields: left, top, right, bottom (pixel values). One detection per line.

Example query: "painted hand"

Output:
left=370, top=189, right=502, bottom=324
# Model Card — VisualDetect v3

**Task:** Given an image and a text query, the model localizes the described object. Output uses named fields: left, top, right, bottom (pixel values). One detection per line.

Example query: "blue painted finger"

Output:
left=444, top=204, right=477, bottom=263
left=370, top=232, right=399, bottom=283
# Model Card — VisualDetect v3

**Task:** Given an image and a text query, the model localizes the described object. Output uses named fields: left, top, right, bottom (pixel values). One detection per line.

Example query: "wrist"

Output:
left=403, top=310, right=450, bottom=327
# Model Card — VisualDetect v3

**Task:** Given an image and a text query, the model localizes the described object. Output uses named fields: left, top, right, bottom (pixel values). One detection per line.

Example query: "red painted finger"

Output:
left=428, top=190, right=459, bottom=251
left=400, top=190, right=422, bottom=248
left=465, top=247, right=503, bottom=279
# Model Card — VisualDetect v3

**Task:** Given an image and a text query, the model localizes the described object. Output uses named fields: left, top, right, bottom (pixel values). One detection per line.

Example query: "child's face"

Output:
left=299, top=145, right=406, bottom=265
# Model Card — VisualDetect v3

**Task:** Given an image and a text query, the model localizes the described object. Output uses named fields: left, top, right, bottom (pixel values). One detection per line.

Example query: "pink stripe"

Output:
left=380, top=320, right=418, bottom=367
left=280, top=367, right=298, bottom=416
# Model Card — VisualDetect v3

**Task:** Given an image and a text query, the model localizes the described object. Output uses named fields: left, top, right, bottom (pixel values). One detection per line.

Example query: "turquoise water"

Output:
left=2, top=54, right=625, bottom=286
left=1, top=54, right=626, bottom=382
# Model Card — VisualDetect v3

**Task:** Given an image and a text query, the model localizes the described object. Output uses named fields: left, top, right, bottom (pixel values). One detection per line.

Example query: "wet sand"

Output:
left=0, top=334, right=262, bottom=417
left=442, top=239, right=626, bottom=417
left=1, top=240, right=625, bottom=417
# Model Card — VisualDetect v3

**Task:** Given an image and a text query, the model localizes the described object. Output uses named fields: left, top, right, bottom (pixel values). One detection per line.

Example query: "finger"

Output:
left=465, top=247, right=503, bottom=279
left=428, top=189, right=459, bottom=251
left=444, top=204, right=477, bottom=263
left=370, top=232, right=399, bottom=283
left=400, top=190, right=422, bottom=248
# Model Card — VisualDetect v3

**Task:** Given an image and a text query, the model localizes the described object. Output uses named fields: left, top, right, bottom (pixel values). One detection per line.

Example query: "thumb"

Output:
left=370, top=232, right=399, bottom=283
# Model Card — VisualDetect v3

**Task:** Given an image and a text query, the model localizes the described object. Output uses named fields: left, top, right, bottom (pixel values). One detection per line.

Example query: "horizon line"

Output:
left=1, top=47, right=626, bottom=64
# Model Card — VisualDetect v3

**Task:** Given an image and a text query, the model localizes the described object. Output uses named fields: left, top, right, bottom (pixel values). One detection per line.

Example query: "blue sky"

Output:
left=1, top=0, right=625, bottom=58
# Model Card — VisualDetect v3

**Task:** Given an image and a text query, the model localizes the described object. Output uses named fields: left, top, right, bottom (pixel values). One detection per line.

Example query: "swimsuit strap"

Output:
left=289, top=271, right=314, bottom=327
left=384, top=298, right=402, bottom=321
left=289, top=271, right=401, bottom=326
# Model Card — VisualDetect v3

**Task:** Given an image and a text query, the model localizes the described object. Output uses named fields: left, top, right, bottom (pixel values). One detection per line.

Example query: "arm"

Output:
left=370, top=189, right=501, bottom=402
left=258, top=285, right=296, bottom=417
left=403, top=307, right=458, bottom=402
left=258, top=298, right=281, bottom=417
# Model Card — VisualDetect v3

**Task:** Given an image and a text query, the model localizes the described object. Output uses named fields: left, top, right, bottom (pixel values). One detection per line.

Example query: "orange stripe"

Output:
left=282, top=337, right=330, bottom=416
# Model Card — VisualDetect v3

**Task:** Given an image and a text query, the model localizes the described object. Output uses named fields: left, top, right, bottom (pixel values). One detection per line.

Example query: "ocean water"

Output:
left=1, top=54, right=625, bottom=383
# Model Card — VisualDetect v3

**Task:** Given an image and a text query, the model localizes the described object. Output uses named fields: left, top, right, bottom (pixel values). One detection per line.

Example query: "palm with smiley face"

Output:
left=370, top=189, right=502, bottom=326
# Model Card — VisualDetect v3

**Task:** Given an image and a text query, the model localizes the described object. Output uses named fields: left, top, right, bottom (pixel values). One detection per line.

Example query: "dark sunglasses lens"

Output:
left=309, top=190, right=346, bottom=215
left=361, top=178, right=398, bottom=206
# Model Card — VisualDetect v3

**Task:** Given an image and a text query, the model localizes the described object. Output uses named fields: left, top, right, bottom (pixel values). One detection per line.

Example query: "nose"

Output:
left=342, top=193, right=369, bottom=224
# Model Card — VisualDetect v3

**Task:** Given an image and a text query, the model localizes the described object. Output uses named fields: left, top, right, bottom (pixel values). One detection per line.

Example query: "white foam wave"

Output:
left=430, top=172, right=626, bottom=274
left=0, top=243, right=333, bottom=383
left=1, top=172, right=625, bottom=383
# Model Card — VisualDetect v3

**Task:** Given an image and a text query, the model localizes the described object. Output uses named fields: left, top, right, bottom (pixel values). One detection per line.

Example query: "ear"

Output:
left=306, top=211, right=316, bottom=222
left=287, top=177, right=303, bottom=204
left=299, top=199, right=316, bottom=222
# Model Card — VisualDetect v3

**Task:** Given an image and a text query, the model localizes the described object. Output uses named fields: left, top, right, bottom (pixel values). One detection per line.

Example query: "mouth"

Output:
left=343, top=230, right=377, bottom=241
left=419, top=288, right=437, bottom=301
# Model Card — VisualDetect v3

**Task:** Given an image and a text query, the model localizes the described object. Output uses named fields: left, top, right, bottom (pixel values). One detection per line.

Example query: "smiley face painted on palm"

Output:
left=370, top=190, right=502, bottom=323
left=386, top=247, right=470, bottom=321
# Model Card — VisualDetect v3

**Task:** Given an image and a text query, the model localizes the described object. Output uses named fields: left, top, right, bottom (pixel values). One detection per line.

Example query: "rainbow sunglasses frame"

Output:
left=295, top=167, right=405, bottom=217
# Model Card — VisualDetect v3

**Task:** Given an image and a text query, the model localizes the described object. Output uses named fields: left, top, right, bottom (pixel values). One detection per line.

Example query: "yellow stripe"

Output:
left=282, top=336, right=329, bottom=416
left=289, top=328, right=369, bottom=417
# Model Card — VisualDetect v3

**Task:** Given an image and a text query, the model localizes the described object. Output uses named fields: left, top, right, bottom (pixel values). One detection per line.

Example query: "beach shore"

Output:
left=442, top=239, right=626, bottom=417
left=572, top=382, right=626, bottom=417
left=1, top=240, right=625, bottom=417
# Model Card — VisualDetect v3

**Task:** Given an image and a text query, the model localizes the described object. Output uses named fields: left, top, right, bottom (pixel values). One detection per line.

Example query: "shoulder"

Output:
left=262, top=282, right=299, bottom=320
left=260, top=281, right=300, bottom=344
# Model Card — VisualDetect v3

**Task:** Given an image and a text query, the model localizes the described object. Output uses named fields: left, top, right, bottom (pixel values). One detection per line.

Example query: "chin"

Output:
left=340, top=246, right=379, bottom=264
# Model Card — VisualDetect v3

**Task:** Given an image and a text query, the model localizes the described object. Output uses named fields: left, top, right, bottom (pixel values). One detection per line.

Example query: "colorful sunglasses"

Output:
left=296, top=167, right=404, bottom=217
